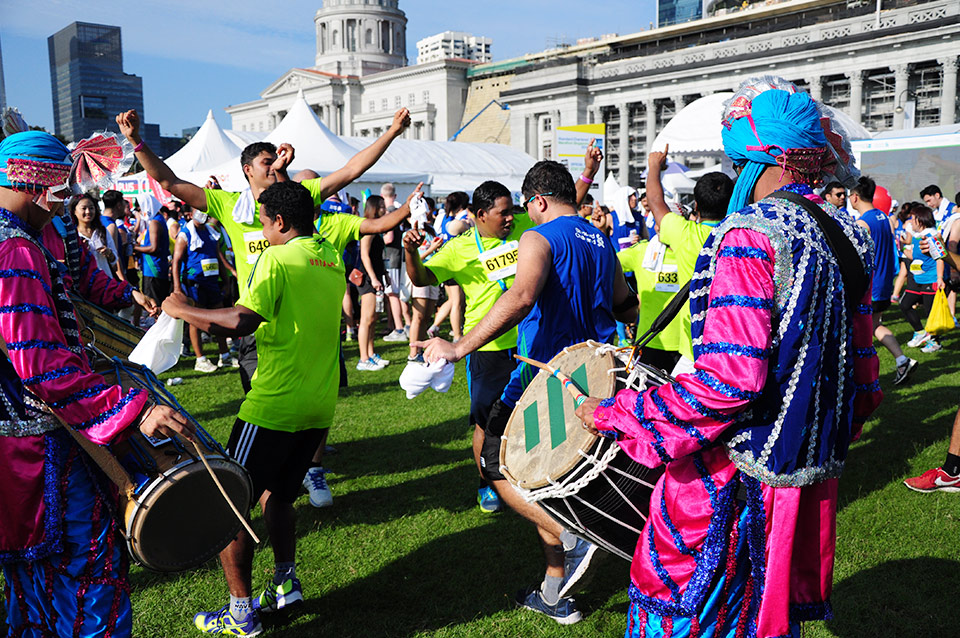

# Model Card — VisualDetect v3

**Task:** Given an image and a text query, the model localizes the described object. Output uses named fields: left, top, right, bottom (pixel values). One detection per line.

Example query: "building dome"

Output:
left=314, top=0, right=407, bottom=76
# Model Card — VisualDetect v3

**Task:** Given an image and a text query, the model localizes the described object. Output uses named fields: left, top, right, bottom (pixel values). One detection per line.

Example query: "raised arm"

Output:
left=575, top=140, right=603, bottom=207
left=116, top=110, right=208, bottom=211
left=403, top=226, right=439, bottom=287
left=646, top=146, right=673, bottom=232
left=321, top=109, right=411, bottom=200
left=359, top=182, right=423, bottom=235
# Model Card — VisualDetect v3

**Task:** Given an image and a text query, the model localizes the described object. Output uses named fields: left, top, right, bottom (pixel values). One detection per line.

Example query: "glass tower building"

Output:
left=47, top=22, right=144, bottom=143
left=657, top=0, right=705, bottom=27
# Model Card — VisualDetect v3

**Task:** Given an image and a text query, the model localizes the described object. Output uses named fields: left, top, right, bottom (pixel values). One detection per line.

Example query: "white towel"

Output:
left=231, top=187, right=256, bottom=224
left=183, top=219, right=221, bottom=251
left=612, top=186, right=638, bottom=226
left=399, top=358, right=455, bottom=399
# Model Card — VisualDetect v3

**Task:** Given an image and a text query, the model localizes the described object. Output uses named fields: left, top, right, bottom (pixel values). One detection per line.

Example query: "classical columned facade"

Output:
left=493, top=0, right=958, bottom=185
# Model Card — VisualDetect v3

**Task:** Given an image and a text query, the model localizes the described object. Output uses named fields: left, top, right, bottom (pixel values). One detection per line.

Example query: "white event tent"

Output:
left=340, top=136, right=535, bottom=196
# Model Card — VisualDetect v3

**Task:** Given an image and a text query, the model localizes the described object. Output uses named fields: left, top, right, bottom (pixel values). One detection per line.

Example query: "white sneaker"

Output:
left=356, top=358, right=379, bottom=371
left=383, top=329, right=408, bottom=342
left=907, top=331, right=932, bottom=348
left=921, top=339, right=942, bottom=353
left=370, top=354, right=390, bottom=369
left=194, top=356, right=218, bottom=373
left=218, top=354, right=240, bottom=368
left=303, top=467, right=333, bottom=508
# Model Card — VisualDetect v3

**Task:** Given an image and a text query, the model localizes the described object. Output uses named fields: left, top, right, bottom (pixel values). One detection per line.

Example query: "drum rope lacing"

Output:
left=506, top=345, right=664, bottom=504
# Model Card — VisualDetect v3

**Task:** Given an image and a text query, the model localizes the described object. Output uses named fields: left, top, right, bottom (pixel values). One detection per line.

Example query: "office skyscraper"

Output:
left=0, top=32, right=7, bottom=113
left=47, top=22, right=144, bottom=143
left=657, top=0, right=704, bottom=27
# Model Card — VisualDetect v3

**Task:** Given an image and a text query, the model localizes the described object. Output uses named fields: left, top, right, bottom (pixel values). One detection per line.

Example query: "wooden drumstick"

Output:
left=514, top=354, right=589, bottom=408
left=179, top=435, right=261, bottom=544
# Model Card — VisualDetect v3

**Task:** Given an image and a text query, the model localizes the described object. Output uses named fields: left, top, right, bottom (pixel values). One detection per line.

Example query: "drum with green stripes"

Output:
left=500, top=342, right=617, bottom=490
left=500, top=341, right=665, bottom=561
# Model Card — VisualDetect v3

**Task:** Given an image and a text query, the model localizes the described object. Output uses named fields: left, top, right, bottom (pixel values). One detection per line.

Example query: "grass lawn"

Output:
left=3, top=314, right=959, bottom=637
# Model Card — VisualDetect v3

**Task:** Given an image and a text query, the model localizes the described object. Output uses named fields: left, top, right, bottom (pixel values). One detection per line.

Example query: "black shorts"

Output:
left=479, top=399, right=512, bottom=482
left=356, top=272, right=385, bottom=297
left=142, top=276, right=170, bottom=304
left=226, top=419, right=327, bottom=504
left=183, top=279, right=223, bottom=308
left=466, top=348, right=515, bottom=429
left=872, top=299, right=891, bottom=314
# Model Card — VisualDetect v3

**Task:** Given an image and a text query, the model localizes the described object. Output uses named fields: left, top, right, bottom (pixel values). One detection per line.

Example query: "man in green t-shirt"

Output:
left=617, top=239, right=685, bottom=372
left=163, top=181, right=342, bottom=636
left=404, top=181, right=533, bottom=514
left=117, top=108, right=415, bottom=509
left=646, top=146, right=733, bottom=374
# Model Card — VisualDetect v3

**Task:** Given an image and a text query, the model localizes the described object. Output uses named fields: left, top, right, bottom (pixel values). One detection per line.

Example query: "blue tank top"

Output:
left=178, top=223, right=219, bottom=281
left=516, top=215, right=617, bottom=368
left=139, top=213, right=170, bottom=278
left=858, top=208, right=896, bottom=301
left=910, top=233, right=939, bottom=285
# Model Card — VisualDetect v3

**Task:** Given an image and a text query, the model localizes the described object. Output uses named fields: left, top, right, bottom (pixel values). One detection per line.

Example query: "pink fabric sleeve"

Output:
left=0, top=238, right=146, bottom=444
left=594, top=228, right=776, bottom=468
left=40, top=223, right=133, bottom=310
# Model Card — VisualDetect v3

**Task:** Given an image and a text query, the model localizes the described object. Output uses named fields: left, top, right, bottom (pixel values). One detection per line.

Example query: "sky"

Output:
left=1, top=0, right=655, bottom=137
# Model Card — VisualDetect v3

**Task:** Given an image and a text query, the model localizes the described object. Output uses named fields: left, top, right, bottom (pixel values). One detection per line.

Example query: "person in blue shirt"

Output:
left=416, top=160, right=637, bottom=625
left=172, top=208, right=236, bottom=372
left=134, top=205, right=170, bottom=304
left=849, top=176, right=917, bottom=384
left=898, top=203, right=945, bottom=353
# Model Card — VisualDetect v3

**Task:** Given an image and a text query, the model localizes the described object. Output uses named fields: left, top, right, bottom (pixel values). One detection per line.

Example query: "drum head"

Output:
left=501, top=343, right=618, bottom=490
left=126, top=458, right=252, bottom=572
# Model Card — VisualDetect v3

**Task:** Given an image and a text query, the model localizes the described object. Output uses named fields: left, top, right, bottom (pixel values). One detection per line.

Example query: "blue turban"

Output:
left=721, top=89, right=826, bottom=214
left=0, top=131, right=72, bottom=189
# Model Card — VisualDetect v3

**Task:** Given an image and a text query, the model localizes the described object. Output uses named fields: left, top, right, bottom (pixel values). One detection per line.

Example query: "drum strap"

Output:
left=776, top=190, right=868, bottom=311
left=632, top=281, right=690, bottom=350
left=57, top=414, right=138, bottom=499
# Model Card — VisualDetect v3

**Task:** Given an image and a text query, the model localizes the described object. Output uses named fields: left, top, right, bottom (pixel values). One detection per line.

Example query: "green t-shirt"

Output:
left=204, top=177, right=328, bottom=291
left=316, top=213, right=362, bottom=252
left=425, top=214, right=535, bottom=352
left=236, top=235, right=345, bottom=432
left=618, top=241, right=683, bottom=353
left=657, top=213, right=721, bottom=360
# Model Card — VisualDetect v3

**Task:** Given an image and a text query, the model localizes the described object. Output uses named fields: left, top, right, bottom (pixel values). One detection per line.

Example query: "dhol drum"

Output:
left=71, top=293, right=144, bottom=359
left=500, top=341, right=671, bottom=562
left=98, top=358, right=253, bottom=572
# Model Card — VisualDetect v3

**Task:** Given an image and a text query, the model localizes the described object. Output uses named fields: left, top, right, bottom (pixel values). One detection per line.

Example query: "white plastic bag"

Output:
left=128, top=312, right=184, bottom=374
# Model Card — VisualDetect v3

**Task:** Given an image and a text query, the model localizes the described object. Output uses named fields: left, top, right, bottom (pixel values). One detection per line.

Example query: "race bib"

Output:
left=243, top=230, right=269, bottom=265
left=655, top=264, right=681, bottom=292
left=909, top=259, right=924, bottom=275
left=200, top=258, right=219, bottom=277
left=479, top=241, right=519, bottom=282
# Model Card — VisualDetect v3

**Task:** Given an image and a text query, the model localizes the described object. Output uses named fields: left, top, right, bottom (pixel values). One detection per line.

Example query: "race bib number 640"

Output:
left=244, top=230, right=269, bottom=265
left=479, top=241, right=519, bottom=282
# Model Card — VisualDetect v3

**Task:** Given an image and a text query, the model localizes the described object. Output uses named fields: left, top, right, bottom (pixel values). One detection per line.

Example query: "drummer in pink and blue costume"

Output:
left=576, top=79, right=882, bottom=638
left=0, top=131, right=193, bottom=638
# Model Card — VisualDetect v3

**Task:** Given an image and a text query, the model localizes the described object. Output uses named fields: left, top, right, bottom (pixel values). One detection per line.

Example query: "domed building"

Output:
left=226, top=0, right=482, bottom=142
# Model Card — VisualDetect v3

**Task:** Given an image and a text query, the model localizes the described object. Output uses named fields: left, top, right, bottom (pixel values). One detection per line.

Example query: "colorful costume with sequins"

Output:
left=592, top=185, right=882, bottom=638
left=0, top=208, right=149, bottom=638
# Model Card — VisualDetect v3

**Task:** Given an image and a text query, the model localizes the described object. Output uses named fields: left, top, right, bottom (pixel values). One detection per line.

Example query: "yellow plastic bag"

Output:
left=925, top=288, right=954, bottom=336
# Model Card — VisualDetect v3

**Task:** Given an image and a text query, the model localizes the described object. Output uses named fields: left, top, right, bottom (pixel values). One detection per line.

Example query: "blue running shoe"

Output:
left=515, top=586, right=582, bottom=625
left=193, top=605, right=262, bottom=636
left=477, top=486, right=502, bottom=513
left=558, top=538, right=601, bottom=598
left=254, top=577, right=304, bottom=614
